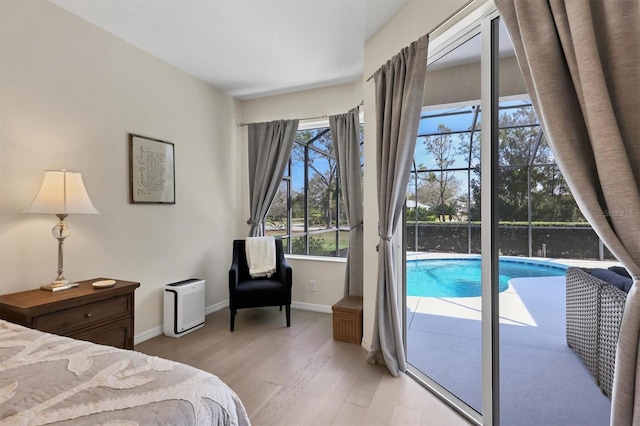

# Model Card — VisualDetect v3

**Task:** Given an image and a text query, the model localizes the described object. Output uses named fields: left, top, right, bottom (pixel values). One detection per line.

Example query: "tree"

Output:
left=457, top=123, right=481, bottom=221
left=420, top=125, right=461, bottom=221
left=415, top=172, right=462, bottom=219
left=411, top=105, right=586, bottom=228
left=531, top=146, right=585, bottom=222
left=496, top=108, right=540, bottom=221
left=266, top=185, right=288, bottom=230
left=462, top=106, right=585, bottom=223
left=292, top=130, right=338, bottom=229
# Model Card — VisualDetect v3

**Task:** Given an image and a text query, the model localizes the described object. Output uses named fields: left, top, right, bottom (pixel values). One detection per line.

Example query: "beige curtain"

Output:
left=367, top=35, right=429, bottom=377
left=495, top=1, right=640, bottom=424
left=329, top=107, right=364, bottom=296
left=247, top=120, right=299, bottom=237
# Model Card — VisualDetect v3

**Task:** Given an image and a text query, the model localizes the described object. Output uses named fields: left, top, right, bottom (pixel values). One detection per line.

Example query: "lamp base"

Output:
left=40, top=281, right=78, bottom=292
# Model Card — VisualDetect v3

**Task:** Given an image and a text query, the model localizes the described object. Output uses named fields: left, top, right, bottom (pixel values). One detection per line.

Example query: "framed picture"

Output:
left=129, top=133, right=175, bottom=204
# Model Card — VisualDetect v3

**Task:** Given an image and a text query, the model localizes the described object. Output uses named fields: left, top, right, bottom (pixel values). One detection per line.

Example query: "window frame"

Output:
left=265, top=121, right=351, bottom=258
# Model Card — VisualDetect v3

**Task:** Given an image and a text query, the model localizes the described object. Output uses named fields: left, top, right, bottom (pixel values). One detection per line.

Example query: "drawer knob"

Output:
left=85, top=313, right=92, bottom=318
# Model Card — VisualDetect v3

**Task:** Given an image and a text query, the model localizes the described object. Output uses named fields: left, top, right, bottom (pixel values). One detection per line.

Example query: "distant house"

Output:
left=406, top=199, right=430, bottom=209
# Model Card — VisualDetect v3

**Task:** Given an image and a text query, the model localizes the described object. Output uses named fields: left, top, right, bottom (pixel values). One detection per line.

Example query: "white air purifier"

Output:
left=164, top=278, right=205, bottom=337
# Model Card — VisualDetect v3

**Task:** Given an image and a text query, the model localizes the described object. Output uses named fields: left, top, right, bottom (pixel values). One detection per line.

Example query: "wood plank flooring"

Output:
left=136, top=307, right=471, bottom=426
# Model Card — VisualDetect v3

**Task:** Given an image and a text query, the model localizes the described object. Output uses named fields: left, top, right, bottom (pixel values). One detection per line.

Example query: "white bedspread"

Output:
left=0, top=320, right=250, bottom=425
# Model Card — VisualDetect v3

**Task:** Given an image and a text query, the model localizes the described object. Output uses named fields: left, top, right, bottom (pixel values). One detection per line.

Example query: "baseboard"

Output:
left=291, top=301, right=332, bottom=314
left=134, top=299, right=331, bottom=344
left=134, top=326, right=163, bottom=345
left=135, top=300, right=229, bottom=345
left=205, top=299, right=229, bottom=316
left=361, top=337, right=372, bottom=352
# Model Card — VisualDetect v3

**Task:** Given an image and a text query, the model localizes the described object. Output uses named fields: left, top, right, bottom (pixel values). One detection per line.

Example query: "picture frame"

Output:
left=129, top=133, right=175, bottom=204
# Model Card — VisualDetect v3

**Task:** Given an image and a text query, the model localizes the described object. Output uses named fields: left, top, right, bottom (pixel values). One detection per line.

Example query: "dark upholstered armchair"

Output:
left=228, top=239, right=292, bottom=331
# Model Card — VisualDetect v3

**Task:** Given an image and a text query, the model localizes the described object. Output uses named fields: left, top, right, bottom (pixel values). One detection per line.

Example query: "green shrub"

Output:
left=292, top=235, right=325, bottom=255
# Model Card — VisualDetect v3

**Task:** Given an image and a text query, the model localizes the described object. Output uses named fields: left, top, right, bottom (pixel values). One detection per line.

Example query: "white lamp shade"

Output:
left=24, top=170, right=100, bottom=215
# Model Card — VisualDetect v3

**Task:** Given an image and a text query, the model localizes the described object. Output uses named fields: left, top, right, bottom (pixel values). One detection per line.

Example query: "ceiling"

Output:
left=49, top=0, right=408, bottom=100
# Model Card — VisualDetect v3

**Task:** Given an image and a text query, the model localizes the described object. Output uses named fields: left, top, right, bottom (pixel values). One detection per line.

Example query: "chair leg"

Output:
left=285, top=305, right=291, bottom=327
left=230, top=309, right=236, bottom=332
left=279, top=305, right=282, bottom=311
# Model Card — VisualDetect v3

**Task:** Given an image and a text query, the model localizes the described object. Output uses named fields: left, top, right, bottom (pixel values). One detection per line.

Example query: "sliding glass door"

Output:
left=404, top=6, right=505, bottom=425
left=405, top=5, right=612, bottom=426
left=405, top=30, right=484, bottom=419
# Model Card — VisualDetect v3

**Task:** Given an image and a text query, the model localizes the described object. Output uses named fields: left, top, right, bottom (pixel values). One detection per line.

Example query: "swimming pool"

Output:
left=406, top=258, right=567, bottom=298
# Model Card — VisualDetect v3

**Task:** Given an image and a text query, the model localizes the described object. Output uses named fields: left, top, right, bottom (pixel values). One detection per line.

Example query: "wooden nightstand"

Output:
left=0, top=278, right=140, bottom=350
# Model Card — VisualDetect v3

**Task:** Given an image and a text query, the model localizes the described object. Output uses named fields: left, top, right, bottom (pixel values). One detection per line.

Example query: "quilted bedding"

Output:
left=0, top=320, right=250, bottom=425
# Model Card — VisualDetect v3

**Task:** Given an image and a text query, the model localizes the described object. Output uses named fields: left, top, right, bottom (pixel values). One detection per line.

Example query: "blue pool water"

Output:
left=406, top=258, right=567, bottom=298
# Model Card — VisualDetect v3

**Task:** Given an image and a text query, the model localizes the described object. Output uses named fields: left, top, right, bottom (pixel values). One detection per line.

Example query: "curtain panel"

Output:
left=247, top=120, right=299, bottom=237
left=367, top=34, right=429, bottom=377
left=329, top=107, right=364, bottom=297
left=495, top=1, right=640, bottom=424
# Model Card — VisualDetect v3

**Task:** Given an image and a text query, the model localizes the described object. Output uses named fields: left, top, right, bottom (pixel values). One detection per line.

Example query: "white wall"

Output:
left=239, top=0, right=475, bottom=348
left=0, top=0, right=244, bottom=337
left=287, top=256, right=347, bottom=312
left=361, top=0, right=471, bottom=349
left=241, top=81, right=363, bottom=124
left=241, top=0, right=477, bottom=351
left=0, top=0, right=485, bottom=348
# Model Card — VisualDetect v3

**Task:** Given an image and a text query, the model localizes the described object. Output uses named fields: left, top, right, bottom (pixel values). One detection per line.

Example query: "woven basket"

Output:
left=332, top=296, right=363, bottom=344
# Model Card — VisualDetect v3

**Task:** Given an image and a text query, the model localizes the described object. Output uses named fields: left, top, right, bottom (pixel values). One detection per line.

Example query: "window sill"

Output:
left=285, top=254, right=347, bottom=263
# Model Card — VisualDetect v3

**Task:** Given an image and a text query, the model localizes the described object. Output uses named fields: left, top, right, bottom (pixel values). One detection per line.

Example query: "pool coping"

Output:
left=405, top=253, right=622, bottom=324
left=406, top=252, right=621, bottom=270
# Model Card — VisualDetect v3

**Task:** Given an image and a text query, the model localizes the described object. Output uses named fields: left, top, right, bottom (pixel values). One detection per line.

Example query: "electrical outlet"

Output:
left=310, top=280, right=317, bottom=292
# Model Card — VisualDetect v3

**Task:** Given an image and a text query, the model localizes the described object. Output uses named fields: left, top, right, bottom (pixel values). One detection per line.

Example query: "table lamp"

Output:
left=24, top=169, right=100, bottom=291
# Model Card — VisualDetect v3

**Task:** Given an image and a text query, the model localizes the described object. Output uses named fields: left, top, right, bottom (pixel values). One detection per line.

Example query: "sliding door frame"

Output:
left=404, top=2, right=502, bottom=425
left=480, top=13, right=501, bottom=426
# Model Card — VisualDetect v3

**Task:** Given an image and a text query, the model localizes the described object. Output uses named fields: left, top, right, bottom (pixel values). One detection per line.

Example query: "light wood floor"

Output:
left=136, top=307, right=471, bottom=426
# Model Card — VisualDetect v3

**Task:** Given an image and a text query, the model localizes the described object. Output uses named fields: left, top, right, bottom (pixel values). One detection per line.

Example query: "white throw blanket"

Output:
left=246, top=236, right=276, bottom=278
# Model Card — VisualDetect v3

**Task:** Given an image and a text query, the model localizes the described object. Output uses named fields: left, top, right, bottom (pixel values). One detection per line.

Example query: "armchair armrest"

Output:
left=277, top=256, right=293, bottom=288
left=229, top=259, right=239, bottom=290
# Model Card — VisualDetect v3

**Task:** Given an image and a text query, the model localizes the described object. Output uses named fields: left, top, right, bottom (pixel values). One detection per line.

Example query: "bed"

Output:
left=0, top=319, right=250, bottom=425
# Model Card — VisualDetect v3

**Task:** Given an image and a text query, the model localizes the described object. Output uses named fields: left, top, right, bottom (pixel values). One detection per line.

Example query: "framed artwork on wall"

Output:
left=129, top=133, right=175, bottom=204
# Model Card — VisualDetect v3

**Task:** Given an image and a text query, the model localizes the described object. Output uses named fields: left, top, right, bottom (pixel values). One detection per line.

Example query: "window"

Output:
left=406, top=99, right=608, bottom=259
left=265, top=126, right=358, bottom=258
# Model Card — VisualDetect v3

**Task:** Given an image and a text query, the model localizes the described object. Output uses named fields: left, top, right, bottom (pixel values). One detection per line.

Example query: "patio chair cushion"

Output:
left=590, top=268, right=633, bottom=293
left=608, top=265, right=632, bottom=279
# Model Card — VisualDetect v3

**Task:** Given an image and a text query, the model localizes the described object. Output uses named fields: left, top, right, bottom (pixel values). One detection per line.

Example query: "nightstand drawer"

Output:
left=33, top=295, right=131, bottom=334
left=70, top=317, right=133, bottom=349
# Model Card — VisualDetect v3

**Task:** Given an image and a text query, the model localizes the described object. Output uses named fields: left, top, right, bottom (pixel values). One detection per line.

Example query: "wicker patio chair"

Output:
left=597, top=280, right=627, bottom=397
left=565, top=267, right=627, bottom=398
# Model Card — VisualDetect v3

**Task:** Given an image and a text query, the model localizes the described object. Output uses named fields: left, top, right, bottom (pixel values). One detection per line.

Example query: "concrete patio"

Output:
left=405, top=253, right=620, bottom=425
